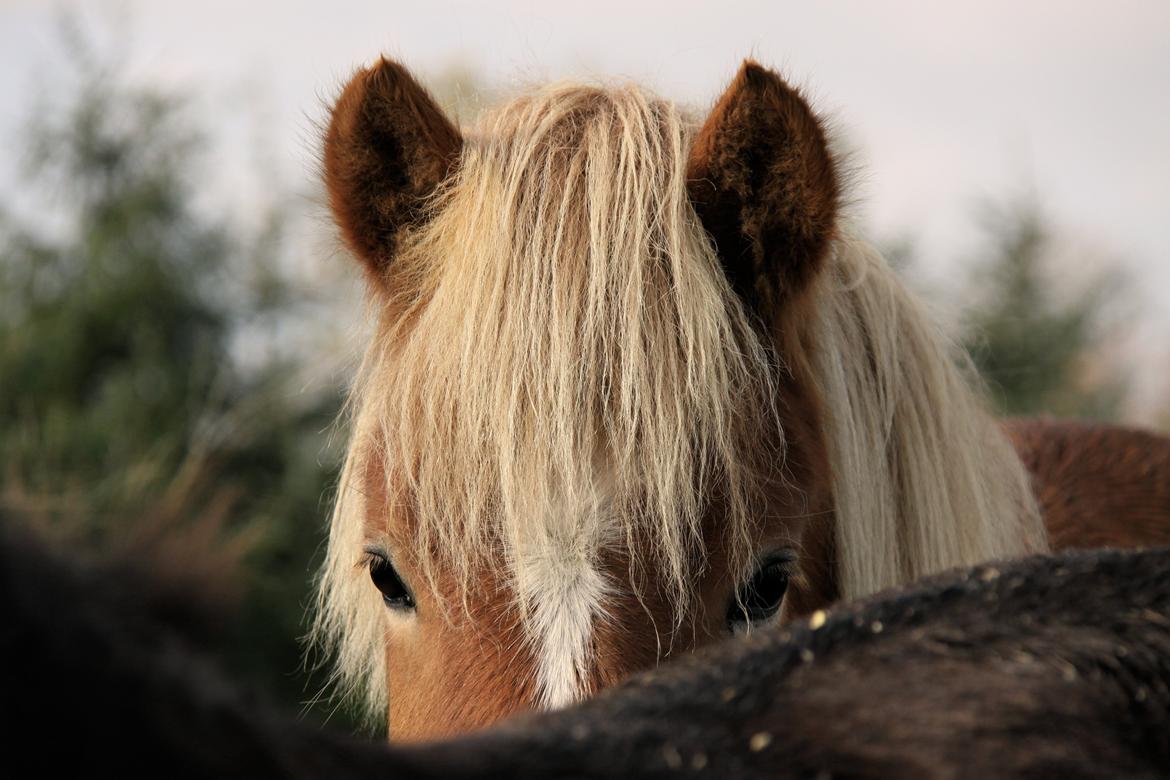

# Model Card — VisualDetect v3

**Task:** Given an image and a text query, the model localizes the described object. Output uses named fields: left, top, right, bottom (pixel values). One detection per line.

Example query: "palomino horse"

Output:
left=313, top=57, right=1170, bottom=739
left=9, top=520, right=1169, bottom=776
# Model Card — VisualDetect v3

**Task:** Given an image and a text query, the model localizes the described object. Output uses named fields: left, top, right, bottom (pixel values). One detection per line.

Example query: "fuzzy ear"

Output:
left=324, top=57, right=463, bottom=286
left=687, top=61, right=839, bottom=321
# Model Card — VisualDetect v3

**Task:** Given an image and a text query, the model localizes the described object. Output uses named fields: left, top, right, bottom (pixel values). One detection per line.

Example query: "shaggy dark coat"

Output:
left=2, top=526, right=1167, bottom=778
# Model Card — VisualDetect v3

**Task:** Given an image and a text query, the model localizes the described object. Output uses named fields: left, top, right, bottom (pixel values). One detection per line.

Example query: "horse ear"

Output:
left=324, top=57, right=463, bottom=287
left=687, top=61, right=839, bottom=322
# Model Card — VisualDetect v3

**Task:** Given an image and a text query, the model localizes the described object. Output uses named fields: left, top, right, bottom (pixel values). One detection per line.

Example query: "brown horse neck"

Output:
left=1004, top=417, right=1170, bottom=550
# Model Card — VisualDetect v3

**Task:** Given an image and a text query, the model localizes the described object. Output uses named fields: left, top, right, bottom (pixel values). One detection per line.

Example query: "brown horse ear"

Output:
left=324, top=57, right=463, bottom=287
left=687, top=61, right=839, bottom=321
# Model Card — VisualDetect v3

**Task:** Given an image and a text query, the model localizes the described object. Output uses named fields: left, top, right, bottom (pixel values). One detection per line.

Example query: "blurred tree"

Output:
left=960, top=199, right=1128, bottom=420
left=0, top=43, right=352, bottom=726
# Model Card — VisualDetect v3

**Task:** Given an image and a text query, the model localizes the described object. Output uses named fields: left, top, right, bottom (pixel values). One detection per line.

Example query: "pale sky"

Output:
left=2, top=0, right=1168, bottom=412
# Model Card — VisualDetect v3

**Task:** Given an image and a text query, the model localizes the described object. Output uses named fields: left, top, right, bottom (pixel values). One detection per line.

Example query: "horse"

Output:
left=6, top=520, right=1169, bottom=777
left=312, top=56, right=1170, bottom=739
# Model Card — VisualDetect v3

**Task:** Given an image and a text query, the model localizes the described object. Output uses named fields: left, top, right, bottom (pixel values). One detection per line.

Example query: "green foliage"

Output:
left=0, top=55, right=352, bottom=726
left=960, top=200, right=1128, bottom=420
left=2, top=81, right=222, bottom=502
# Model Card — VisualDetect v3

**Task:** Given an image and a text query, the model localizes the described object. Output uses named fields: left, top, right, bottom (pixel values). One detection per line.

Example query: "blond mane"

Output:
left=313, top=79, right=1048, bottom=719
left=314, top=81, right=781, bottom=716
left=810, top=239, right=1048, bottom=600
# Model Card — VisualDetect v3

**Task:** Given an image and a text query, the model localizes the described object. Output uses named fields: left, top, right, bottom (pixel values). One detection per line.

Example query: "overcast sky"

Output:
left=2, top=0, right=1168, bottom=411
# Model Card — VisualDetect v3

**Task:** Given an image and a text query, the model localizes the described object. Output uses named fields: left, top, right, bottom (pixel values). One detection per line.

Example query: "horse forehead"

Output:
left=512, top=543, right=609, bottom=710
left=506, top=480, right=627, bottom=710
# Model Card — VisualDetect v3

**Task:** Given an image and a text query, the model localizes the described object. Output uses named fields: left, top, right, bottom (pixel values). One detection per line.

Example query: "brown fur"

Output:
left=360, top=447, right=540, bottom=740
left=324, top=58, right=462, bottom=290
left=381, top=575, right=539, bottom=741
left=686, top=61, right=839, bottom=322
left=771, top=301, right=840, bottom=618
left=1007, top=418, right=1170, bottom=550
left=685, top=60, right=841, bottom=621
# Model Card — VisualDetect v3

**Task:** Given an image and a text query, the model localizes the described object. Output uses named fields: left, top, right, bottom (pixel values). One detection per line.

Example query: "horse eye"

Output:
left=367, top=552, right=415, bottom=611
left=728, top=557, right=790, bottom=630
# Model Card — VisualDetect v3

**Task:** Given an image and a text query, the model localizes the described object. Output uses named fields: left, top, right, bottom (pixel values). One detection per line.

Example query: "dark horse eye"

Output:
left=366, top=551, right=415, bottom=611
left=728, top=556, right=791, bottom=629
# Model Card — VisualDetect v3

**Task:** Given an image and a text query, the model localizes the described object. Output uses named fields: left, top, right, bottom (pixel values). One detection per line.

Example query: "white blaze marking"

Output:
left=518, top=549, right=609, bottom=709
left=512, top=484, right=613, bottom=710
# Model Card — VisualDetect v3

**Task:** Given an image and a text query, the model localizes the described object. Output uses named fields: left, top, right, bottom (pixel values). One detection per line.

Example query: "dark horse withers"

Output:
left=313, top=56, right=1170, bottom=739
left=6, top=526, right=1168, bottom=776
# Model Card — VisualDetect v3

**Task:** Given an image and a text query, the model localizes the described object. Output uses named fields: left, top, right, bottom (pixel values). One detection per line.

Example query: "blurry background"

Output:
left=1, top=0, right=1167, bottom=734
